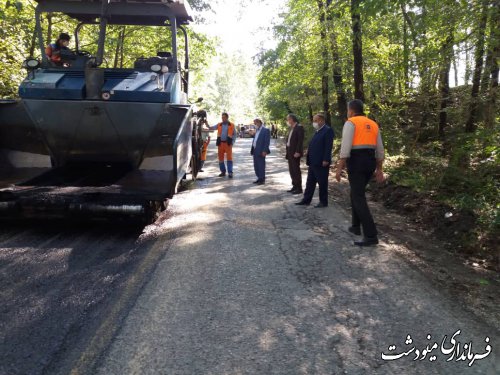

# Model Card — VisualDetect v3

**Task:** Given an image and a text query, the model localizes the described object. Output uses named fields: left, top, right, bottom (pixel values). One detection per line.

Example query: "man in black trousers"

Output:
left=296, top=113, right=335, bottom=208
left=285, top=114, right=305, bottom=194
left=335, top=100, right=385, bottom=246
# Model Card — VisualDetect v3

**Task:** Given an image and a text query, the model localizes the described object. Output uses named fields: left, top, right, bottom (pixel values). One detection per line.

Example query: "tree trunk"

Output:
left=113, top=30, right=121, bottom=68
left=119, top=29, right=125, bottom=68
left=317, top=0, right=332, bottom=125
left=402, top=2, right=410, bottom=92
left=351, top=0, right=365, bottom=102
left=331, top=31, right=348, bottom=122
left=481, top=2, right=498, bottom=95
left=112, top=27, right=126, bottom=68
left=46, top=13, right=53, bottom=44
left=484, top=1, right=500, bottom=128
left=465, top=0, right=489, bottom=133
left=28, top=29, right=38, bottom=58
left=464, top=41, right=471, bottom=84
left=481, top=47, right=494, bottom=96
left=453, top=52, right=459, bottom=87
left=326, top=3, right=347, bottom=122
left=438, top=32, right=454, bottom=138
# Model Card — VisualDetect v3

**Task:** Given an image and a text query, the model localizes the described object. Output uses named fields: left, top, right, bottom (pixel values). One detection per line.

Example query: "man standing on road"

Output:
left=335, top=100, right=385, bottom=247
left=271, top=124, right=278, bottom=139
left=208, top=113, right=236, bottom=178
left=251, top=118, right=271, bottom=185
left=296, top=113, right=334, bottom=208
left=285, top=114, right=305, bottom=195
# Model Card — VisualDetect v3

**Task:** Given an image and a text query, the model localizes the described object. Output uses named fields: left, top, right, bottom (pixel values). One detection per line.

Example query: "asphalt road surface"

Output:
left=1, top=138, right=498, bottom=375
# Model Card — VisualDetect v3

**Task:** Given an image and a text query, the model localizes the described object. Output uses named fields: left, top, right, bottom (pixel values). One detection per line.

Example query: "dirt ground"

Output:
left=275, top=138, right=499, bottom=331
left=329, top=172, right=500, bottom=332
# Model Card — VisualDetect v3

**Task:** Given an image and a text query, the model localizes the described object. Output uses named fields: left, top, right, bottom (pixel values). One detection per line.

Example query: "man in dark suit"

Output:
left=250, top=118, right=271, bottom=185
left=285, top=114, right=305, bottom=194
left=296, top=113, right=335, bottom=208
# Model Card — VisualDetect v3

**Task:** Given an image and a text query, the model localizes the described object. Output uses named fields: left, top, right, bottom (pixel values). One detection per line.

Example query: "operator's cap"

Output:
left=59, top=33, right=71, bottom=41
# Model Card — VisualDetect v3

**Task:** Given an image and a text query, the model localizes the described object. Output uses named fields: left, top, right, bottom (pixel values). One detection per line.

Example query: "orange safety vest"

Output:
left=217, top=122, right=235, bottom=138
left=45, top=43, right=69, bottom=63
left=348, top=116, right=379, bottom=149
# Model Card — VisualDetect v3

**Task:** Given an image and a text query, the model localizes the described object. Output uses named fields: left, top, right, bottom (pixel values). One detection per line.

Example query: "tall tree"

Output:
left=401, top=2, right=410, bottom=92
left=317, top=0, right=332, bottom=125
left=46, top=13, right=53, bottom=44
left=327, top=1, right=347, bottom=122
left=351, top=0, right=365, bottom=101
left=438, top=31, right=454, bottom=138
left=481, top=1, right=499, bottom=94
left=465, top=0, right=489, bottom=133
left=483, top=0, right=500, bottom=128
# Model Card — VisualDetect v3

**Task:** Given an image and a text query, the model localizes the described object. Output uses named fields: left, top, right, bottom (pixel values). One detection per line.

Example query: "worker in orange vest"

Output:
left=45, top=33, right=71, bottom=65
left=336, top=100, right=385, bottom=247
left=199, top=133, right=210, bottom=172
left=207, top=113, right=235, bottom=178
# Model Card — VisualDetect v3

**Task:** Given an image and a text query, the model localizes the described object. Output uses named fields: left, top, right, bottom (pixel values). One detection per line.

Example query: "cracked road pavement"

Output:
left=0, top=137, right=497, bottom=375
left=92, top=138, right=498, bottom=375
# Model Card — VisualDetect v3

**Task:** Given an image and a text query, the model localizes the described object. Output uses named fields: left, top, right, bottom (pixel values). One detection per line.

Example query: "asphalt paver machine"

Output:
left=0, top=0, right=204, bottom=223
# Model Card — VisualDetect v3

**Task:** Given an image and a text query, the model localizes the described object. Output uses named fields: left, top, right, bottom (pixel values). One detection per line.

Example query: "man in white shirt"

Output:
left=335, top=100, right=385, bottom=246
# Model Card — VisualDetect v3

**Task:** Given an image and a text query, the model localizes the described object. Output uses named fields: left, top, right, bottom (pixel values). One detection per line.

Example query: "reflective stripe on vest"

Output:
left=348, top=116, right=379, bottom=149
left=217, top=122, right=235, bottom=138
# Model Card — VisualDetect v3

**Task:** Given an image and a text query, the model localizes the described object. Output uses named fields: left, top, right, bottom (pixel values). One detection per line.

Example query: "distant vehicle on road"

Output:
left=242, top=124, right=257, bottom=138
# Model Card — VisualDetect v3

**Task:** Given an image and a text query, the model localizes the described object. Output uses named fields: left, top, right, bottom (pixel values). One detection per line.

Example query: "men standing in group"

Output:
left=208, top=113, right=235, bottom=178
left=296, top=113, right=334, bottom=208
left=285, top=114, right=305, bottom=195
left=251, top=118, right=271, bottom=185
left=335, top=100, right=385, bottom=247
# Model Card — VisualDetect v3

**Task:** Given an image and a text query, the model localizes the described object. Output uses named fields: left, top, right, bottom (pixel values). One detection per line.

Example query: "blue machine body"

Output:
left=19, top=69, right=182, bottom=103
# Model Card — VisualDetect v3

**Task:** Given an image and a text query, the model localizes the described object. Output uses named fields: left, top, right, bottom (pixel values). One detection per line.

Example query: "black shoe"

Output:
left=314, top=202, right=328, bottom=208
left=256, top=180, right=265, bottom=185
left=218, top=173, right=226, bottom=177
left=354, top=237, right=379, bottom=247
left=228, top=173, right=233, bottom=178
left=348, top=226, right=361, bottom=236
left=295, top=201, right=310, bottom=206
left=291, top=189, right=303, bottom=195
left=287, top=188, right=295, bottom=193
left=254, top=180, right=260, bottom=184
left=199, top=169, right=204, bottom=172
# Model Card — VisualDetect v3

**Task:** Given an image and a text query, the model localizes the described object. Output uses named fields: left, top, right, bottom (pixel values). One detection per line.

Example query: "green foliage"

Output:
left=257, top=0, right=499, bottom=254
left=197, top=50, right=259, bottom=124
left=0, top=0, right=36, bottom=96
left=0, top=0, right=217, bottom=99
left=385, top=125, right=499, bottom=236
